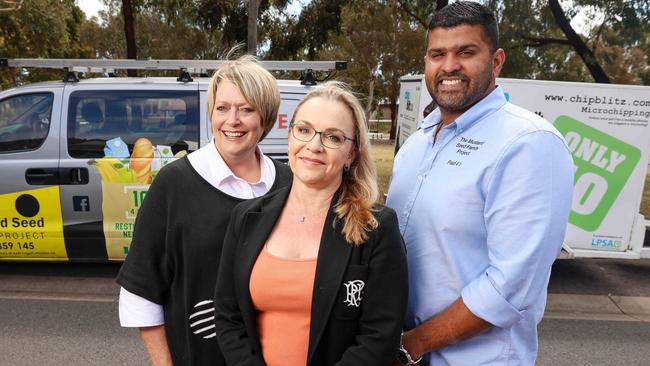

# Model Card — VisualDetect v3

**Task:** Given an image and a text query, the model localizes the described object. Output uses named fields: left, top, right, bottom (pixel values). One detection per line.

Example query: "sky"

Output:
left=76, top=0, right=307, bottom=19
left=76, top=0, right=104, bottom=19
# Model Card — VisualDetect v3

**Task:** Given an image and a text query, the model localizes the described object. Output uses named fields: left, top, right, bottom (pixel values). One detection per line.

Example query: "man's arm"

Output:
left=140, top=325, right=173, bottom=366
left=398, top=298, right=493, bottom=363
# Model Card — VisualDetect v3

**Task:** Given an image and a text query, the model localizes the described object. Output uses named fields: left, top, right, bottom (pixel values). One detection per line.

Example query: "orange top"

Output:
left=249, top=246, right=317, bottom=366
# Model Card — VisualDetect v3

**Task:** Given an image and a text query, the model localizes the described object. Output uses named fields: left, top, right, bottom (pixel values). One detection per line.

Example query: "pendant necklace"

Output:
left=288, top=202, right=330, bottom=224
left=297, top=205, right=329, bottom=223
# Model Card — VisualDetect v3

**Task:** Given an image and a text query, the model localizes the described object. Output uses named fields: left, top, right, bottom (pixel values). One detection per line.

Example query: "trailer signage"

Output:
left=396, top=76, right=650, bottom=255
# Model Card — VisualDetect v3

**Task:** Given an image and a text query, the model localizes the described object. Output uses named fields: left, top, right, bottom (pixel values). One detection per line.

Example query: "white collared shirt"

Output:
left=119, top=139, right=276, bottom=327
left=187, top=137, right=276, bottom=199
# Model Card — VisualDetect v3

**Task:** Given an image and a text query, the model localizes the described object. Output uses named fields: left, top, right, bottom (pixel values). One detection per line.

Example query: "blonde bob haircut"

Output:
left=206, top=54, right=280, bottom=141
left=292, top=81, right=380, bottom=245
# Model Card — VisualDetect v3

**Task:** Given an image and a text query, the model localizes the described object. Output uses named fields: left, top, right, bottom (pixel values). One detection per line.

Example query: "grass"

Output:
left=369, top=139, right=396, bottom=202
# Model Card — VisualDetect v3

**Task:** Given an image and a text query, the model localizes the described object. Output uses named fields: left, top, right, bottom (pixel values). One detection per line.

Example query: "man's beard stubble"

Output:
left=429, top=61, right=495, bottom=114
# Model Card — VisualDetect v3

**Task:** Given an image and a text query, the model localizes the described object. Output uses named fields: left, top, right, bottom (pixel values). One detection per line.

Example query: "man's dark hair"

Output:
left=427, top=1, right=499, bottom=52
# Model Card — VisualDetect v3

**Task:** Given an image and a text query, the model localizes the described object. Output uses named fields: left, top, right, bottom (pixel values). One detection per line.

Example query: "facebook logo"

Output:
left=73, top=196, right=90, bottom=212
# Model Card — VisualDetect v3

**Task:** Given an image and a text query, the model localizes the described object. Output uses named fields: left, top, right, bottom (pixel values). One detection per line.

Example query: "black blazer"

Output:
left=214, top=186, right=408, bottom=366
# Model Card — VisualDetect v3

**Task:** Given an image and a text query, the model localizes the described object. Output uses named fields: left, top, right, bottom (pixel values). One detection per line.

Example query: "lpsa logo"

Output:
left=591, top=237, right=621, bottom=249
left=555, top=116, right=640, bottom=232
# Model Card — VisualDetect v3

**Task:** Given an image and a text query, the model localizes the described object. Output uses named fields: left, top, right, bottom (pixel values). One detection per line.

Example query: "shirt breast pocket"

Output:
left=332, top=264, right=369, bottom=320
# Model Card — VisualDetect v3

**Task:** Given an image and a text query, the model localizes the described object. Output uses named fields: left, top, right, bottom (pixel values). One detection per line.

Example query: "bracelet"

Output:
left=396, top=331, right=423, bottom=365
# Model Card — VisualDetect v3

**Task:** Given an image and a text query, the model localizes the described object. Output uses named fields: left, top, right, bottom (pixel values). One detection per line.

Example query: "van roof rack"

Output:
left=0, top=58, right=348, bottom=85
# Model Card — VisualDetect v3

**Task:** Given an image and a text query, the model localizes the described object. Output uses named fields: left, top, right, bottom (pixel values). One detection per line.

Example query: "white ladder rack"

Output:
left=0, top=58, right=347, bottom=84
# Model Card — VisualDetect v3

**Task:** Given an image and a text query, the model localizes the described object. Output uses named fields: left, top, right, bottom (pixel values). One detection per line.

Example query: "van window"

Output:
left=0, top=93, right=53, bottom=153
left=67, top=90, right=199, bottom=158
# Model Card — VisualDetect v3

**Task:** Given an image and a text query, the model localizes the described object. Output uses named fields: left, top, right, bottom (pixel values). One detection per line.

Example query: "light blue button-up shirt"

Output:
left=386, top=86, right=574, bottom=365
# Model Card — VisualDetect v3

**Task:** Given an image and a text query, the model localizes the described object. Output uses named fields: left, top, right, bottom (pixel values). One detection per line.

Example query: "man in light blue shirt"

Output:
left=387, top=2, right=574, bottom=365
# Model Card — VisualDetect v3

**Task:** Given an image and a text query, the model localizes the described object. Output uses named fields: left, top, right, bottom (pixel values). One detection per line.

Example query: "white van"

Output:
left=0, top=59, right=344, bottom=261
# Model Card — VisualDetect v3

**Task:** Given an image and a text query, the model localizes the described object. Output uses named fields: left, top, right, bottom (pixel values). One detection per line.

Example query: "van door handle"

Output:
left=59, top=167, right=89, bottom=185
left=25, top=168, right=59, bottom=185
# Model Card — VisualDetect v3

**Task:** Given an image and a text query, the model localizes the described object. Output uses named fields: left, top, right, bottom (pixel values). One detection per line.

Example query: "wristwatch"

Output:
left=396, top=331, right=422, bottom=365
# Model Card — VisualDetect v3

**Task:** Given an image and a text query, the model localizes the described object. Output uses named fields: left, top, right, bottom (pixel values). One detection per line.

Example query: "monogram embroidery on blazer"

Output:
left=343, top=280, right=365, bottom=307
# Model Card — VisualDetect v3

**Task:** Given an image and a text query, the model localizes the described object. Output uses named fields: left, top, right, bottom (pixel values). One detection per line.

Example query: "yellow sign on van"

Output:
left=102, top=182, right=149, bottom=260
left=0, top=187, right=67, bottom=260
left=93, top=137, right=185, bottom=260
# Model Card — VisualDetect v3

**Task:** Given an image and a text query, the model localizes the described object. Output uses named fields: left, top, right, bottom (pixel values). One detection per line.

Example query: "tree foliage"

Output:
left=1, top=0, right=648, bottom=101
left=81, top=2, right=224, bottom=62
left=493, top=0, right=649, bottom=85
left=320, top=0, right=424, bottom=138
left=0, top=0, right=92, bottom=88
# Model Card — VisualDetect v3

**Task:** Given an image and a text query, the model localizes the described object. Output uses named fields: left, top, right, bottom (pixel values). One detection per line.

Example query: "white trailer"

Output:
left=396, top=75, right=650, bottom=259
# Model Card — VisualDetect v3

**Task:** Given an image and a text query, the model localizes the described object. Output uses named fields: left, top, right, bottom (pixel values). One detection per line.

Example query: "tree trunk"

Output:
left=389, top=98, right=398, bottom=140
left=365, top=77, right=375, bottom=121
left=122, top=0, right=137, bottom=77
left=397, top=0, right=448, bottom=29
left=247, top=0, right=258, bottom=55
left=548, top=0, right=610, bottom=83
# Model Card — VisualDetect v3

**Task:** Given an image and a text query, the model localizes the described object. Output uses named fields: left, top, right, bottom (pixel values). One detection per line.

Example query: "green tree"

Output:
left=396, top=0, right=447, bottom=28
left=323, top=0, right=424, bottom=138
left=0, top=0, right=92, bottom=88
left=81, top=5, right=223, bottom=62
left=141, top=0, right=292, bottom=52
left=398, top=0, right=649, bottom=85
left=494, top=0, right=649, bottom=85
left=264, top=0, right=347, bottom=61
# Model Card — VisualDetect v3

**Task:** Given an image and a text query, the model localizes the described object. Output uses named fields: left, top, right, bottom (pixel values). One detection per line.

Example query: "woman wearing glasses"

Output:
left=214, top=81, right=408, bottom=366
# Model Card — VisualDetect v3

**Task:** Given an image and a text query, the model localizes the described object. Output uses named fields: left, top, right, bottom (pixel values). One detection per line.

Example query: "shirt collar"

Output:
left=420, top=86, right=507, bottom=134
left=206, top=138, right=271, bottom=190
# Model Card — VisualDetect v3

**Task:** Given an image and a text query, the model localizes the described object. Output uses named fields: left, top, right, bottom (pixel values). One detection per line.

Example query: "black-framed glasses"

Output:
left=290, top=121, right=356, bottom=149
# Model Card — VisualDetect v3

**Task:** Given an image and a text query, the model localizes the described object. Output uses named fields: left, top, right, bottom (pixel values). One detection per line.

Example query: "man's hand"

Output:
left=397, top=297, right=493, bottom=362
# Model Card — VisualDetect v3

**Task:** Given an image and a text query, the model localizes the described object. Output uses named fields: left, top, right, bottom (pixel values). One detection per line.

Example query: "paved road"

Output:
left=2, top=298, right=649, bottom=366
left=538, top=318, right=650, bottom=366
left=550, top=258, right=650, bottom=296
left=0, top=259, right=649, bottom=365
left=0, top=298, right=148, bottom=366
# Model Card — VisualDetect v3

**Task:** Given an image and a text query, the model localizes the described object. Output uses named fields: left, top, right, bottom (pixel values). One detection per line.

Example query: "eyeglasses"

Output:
left=290, top=121, right=356, bottom=149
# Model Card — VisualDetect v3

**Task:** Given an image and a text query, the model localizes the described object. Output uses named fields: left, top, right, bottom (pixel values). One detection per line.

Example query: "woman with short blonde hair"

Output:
left=207, top=54, right=280, bottom=141
left=117, top=55, right=292, bottom=366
